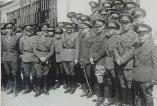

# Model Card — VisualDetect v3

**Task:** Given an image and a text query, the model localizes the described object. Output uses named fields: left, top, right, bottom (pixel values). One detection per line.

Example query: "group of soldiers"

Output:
left=1, top=0, right=157, bottom=106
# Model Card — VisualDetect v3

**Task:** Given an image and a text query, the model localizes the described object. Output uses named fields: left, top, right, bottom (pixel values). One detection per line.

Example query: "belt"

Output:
left=36, top=48, right=50, bottom=52
left=23, top=50, right=33, bottom=53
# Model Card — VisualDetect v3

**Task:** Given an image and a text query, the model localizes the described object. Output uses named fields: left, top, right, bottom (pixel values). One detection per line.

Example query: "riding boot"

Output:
left=70, top=75, right=76, bottom=94
left=43, top=75, right=49, bottom=95
left=34, top=77, right=42, bottom=97
left=52, top=73, right=61, bottom=90
left=32, top=76, right=37, bottom=92
left=6, top=75, right=14, bottom=94
left=95, top=83, right=104, bottom=106
left=80, top=83, right=89, bottom=97
left=22, top=76, right=31, bottom=94
left=13, top=75, right=18, bottom=97
left=64, top=75, right=71, bottom=93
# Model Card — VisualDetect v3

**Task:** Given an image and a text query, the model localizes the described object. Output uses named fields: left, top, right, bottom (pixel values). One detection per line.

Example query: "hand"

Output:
left=19, top=55, right=22, bottom=58
left=90, top=58, right=94, bottom=64
left=40, top=57, right=47, bottom=62
left=74, top=59, right=78, bottom=64
left=116, top=59, right=121, bottom=65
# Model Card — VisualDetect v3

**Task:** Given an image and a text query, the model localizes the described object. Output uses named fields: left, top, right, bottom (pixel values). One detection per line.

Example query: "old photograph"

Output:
left=0, top=0, right=157, bottom=106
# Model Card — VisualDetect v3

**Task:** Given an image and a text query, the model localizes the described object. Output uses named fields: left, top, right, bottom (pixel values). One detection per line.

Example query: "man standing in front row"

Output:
left=117, top=24, right=157, bottom=106
left=33, top=24, right=54, bottom=97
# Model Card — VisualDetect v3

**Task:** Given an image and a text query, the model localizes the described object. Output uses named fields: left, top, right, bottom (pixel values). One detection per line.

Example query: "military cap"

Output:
left=112, top=0, right=123, bottom=5
left=93, top=19, right=106, bottom=27
left=106, top=20, right=120, bottom=29
left=124, top=1, right=140, bottom=9
left=79, top=22, right=93, bottom=29
left=5, top=23, right=14, bottom=29
left=98, top=8, right=108, bottom=15
left=80, top=15, right=91, bottom=22
left=54, top=27, right=63, bottom=34
left=57, top=22, right=68, bottom=27
left=102, top=2, right=112, bottom=9
left=119, top=13, right=134, bottom=23
left=65, top=23, right=73, bottom=28
left=48, top=27, right=55, bottom=32
left=135, top=24, right=152, bottom=34
left=89, top=1, right=99, bottom=8
left=131, top=8, right=146, bottom=18
left=15, top=27, right=22, bottom=33
left=67, top=12, right=76, bottom=18
left=24, top=25, right=33, bottom=31
left=107, top=9, right=121, bottom=20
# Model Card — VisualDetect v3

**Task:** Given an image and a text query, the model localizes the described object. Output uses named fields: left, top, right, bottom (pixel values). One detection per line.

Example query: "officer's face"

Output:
left=96, top=25, right=104, bottom=33
left=121, top=22, right=132, bottom=31
left=113, top=3, right=123, bottom=10
left=41, top=30, right=49, bottom=35
left=66, top=28, right=73, bottom=34
left=25, top=30, right=32, bottom=35
left=55, top=34, right=61, bottom=39
left=70, top=17, right=77, bottom=23
left=6, top=28, right=13, bottom=35
left=107, top=28, right=116, bottom=36
left=139, top=32, right=150, bottom=43
left=16, top=32, right=22, bottom=37
left=49, top=32, right=54, bottom=36
left=135, top=16, right=144, bottom=24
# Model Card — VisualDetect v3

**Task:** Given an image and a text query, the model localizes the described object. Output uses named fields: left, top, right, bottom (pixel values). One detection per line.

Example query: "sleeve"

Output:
left=45, top=38, right=55, bottom=60
left=120, top=48, right=135, bottom=64
left=75, top=35, right=80, bottom=60
left=152, top=44, right=157, bottom=81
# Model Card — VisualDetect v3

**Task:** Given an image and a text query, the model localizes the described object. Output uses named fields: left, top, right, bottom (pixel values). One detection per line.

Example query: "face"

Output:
left=55, top=34, right=61, bottom=39
left=16, top=32, right=22, bottom=37
left=82, top=27, right=90, bottom=33
left=121, top=22, right=132, bottom=31
left=106, top=28, right=116, bottom=37
left=49, top=31, right=54, bottom=36
left=70, top=17, right=77, bottom=23
left=113, top=3, right=123, bottom=10
left=96, top=25, right=104, bottom=33
left=25, top=29, right=32, bottom=35
left=6, top=28, right=13, bottom=35
left=139, top=32, right=150, bottom=43
left=66, top=28, right=73, bottom=34
left=135, top=16, right=144, bottom=24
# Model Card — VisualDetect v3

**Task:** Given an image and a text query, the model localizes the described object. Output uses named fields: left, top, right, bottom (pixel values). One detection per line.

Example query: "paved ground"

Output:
left=1, top=85, right=157, bottom=106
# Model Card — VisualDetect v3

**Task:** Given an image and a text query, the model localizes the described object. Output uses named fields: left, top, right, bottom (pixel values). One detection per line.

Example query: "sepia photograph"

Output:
left=0, top=0, right=157, bottom=106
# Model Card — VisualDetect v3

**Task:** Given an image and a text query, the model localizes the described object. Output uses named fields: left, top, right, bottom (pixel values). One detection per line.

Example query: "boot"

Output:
left=32, top=76, right=37, bottom=92
left=6, top=75, right=14, bottom=94
left=22, top=76, right=31, bottom=94
left=42, top=75, right=49, bottom=95
left=70, top=75, right=76, bottom=94
left=64, top=75, right=71, bottom=93
left=95, top=97, right=104, bottom=106
left=52, top=80, right=60, bottom=90
left=93, top=83, right=104, bottom=102
left=34, top=77, right=42, bottom=97
left=13, top=76, right=18, bottom=97
left=80, top=83, right=88, bottom=97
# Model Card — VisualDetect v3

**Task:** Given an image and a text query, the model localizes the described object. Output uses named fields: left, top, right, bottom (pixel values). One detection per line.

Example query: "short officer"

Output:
left=33, top=24, right=55, bottom=97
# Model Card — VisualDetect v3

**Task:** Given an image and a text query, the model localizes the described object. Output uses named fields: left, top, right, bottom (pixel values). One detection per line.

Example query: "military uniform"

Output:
left=33, top=24, right=54, bottom=97
left=119, top=24, right=157, bottom=106
left=75, top=22, right=97, bottom=98
left=19, top=26, right=36, bottom=94
left=61, top=24, right=78, bottom=94
left=1, top=23, right=19, bottom=96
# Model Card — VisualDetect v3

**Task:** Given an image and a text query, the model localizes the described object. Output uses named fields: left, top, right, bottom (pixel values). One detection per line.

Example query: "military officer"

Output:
left=52, top=27, right=64, bottom=90
left=89, top=1, right=103, bottom=22
left=131, top=8, right=146, bottom=24
left=67, top=12, right=78, bottom=24
left=75, top=21, right=97, bottom=98
left=123, top=1, right=140, bottom=13
left=75, top=13, right=83, bottom=25
left=20, top=25, right=36, bottom=94
left=112, top=0, right=124, bottom=12
left=1, top=23, right=19, bottom=96
left=117, top=13, right=139, bottom=105
left=117, top=24, right=157, bottom=106
left=90, top=19, right=107, bottom=106
left=33, top=23, right=55, bottom=97
left=60, top=23, right=78, bottom=94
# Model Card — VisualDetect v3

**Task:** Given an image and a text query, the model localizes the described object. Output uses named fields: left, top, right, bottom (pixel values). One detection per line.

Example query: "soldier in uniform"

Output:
left=90, top=19, right=107, bottom=106
left=131, top=8, right=146, bottom=24
left=33, top=24, right=55, bottom=97
left=117, top=13, right=139, bottom=105
left=1, top=23, right=19, bottom=96
left=20, top=25, right=36, bottom=94
left=117, top=24, right=157, bottom=106
left=61, top=23, right=78, bottom=94
left=75, top=21, right=97, bottom=98
left=52, top=27, right=64, bottom=90
left=67, top=12, right=78, bottom=24
left=48, top=27, right=55, bottom=37
left=123, top=1, right=140, bottom=13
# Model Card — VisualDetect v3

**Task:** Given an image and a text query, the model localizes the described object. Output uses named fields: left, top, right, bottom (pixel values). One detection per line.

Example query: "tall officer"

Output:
left=1, top=23, right=19, bottom=96
left=75, top=21, right=97, bottom=98
left=61, top=23, right=78, bottom=94
left=117, top=24, right=157, bottom=106
left=20, top=25, right=36, bottom=94
left=90, top=19, right=107, bottom=106
left=33, top=24, right=55, bottom=97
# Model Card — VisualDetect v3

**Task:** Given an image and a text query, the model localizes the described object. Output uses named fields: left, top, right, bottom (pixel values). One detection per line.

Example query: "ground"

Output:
left=1, top=86, right=157, bottom=106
